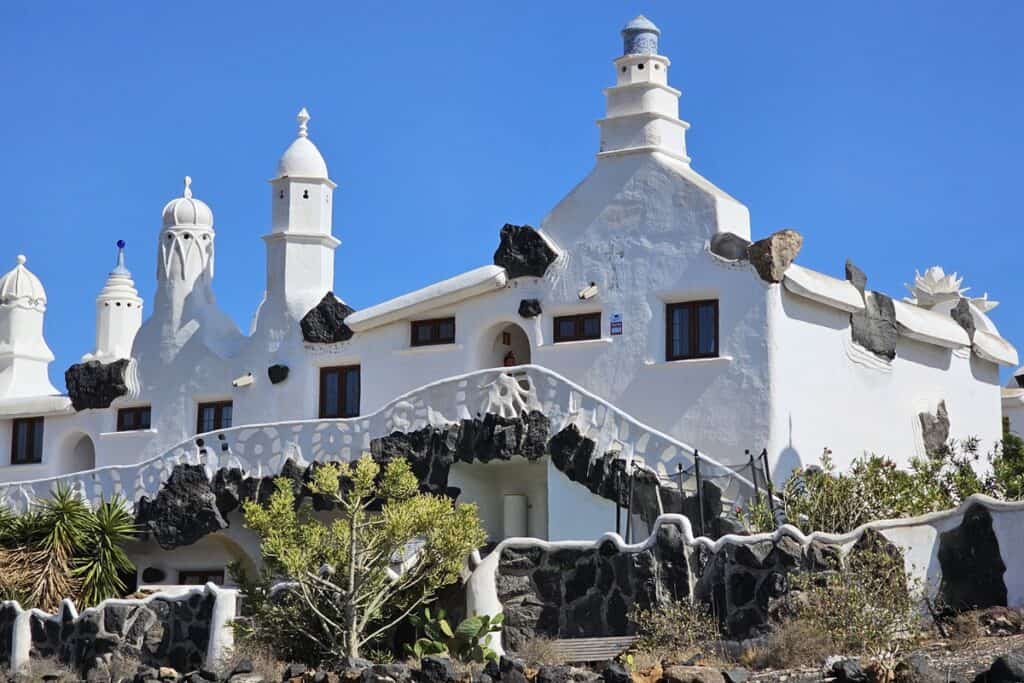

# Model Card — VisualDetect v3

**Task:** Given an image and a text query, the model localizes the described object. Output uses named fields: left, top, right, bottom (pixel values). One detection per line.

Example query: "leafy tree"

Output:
left=239, top=455, right=486, bottom=663
left=0, top=486, right=137, bottom=611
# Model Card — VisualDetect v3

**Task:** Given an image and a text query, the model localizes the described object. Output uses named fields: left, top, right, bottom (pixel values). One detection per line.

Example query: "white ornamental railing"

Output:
left=0, top=365, right=759, bottom=513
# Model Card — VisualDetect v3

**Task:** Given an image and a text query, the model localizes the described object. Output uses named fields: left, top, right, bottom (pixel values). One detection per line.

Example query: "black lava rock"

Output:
left=973, top=650, right=1024, bottom=683
left=417, top=656, right=456, bottom=683
left=268, top=364, right=290, bottom=384
left=845, top=259, right=868, bottom=293
left=601, top=662, right=631, bottom=683
left=518, top=298, right=542, bottom=318
left=135, top=464, right=228, bottom=549
left=850, top=290, right=898, bottom=361
left=709, top=232, right=751, bottom=261
left=951, top=297, right=976, bottom=340
left=64, top=358, right=130, bottom=411
left=938, top=504, right=1007, bottom=612
left=300, top=292, right=355, bottom=344
left=493, top=224, right=558, bottom=278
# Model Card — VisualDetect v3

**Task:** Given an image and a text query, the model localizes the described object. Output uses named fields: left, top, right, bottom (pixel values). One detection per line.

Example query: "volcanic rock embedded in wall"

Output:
left=746, top=229, right=802, bottom=283
left=950, top=298, right=976, bottom=340
left=493, top=224, right=558, bottom=279
left=850, top=292, right=898, bottom=360
left=300, top=291, right=355, bottom=343
left=518, top=298, right=542, bottom=318
left=709, top=232, right=752, bottom=261
left=938, top=503, right=1007, bottom=612
left=919, top=401, right=950, bottom=455
left=64, top=358, right=130, bottom=411
left=495, top=521, right=691, bottom=650
left=27, top=590, right=215, bottom=677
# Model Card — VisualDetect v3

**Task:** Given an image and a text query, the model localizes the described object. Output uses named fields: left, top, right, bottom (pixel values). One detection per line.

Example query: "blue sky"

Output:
left=2, top=1, right=1022, bottom=385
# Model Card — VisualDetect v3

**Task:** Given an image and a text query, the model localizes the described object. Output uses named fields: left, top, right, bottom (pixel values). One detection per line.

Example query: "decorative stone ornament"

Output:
left=267, top=363, right=290, bottom=384
left=518, top=298, right=542, bottom=318
left=64, top=358, right=130, bottom=411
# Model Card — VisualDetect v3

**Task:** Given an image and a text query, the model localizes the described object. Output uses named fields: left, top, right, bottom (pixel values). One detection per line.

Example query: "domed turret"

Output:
left=0, top=255, right=58, bottom=398
left=275, top=108, right=330, bottom=180
left=161, top=176, right=213, bottom=228
left=0, top=255, right=47, bottom=310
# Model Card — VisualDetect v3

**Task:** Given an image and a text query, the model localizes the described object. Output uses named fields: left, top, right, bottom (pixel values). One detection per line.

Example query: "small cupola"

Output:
left=621, top=15, right=661, bottom=55
left=275, top=108, right=331, bottom=181
left=0, top=255, right=47, bottom=311
left=161, top=176, right=214, bottom=229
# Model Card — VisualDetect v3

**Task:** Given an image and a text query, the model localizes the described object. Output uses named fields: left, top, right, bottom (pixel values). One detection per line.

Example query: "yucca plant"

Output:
left=75, top=496, right=137, bottom=606
left=0, top=486, right=137, bottom=611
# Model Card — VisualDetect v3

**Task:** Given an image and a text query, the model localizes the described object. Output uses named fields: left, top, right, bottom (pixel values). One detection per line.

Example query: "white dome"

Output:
left=161, top=176, right=213, bottom=228
left=275, top=108, right=329, bottom=180
left=0, top=255, right=46, bottom=308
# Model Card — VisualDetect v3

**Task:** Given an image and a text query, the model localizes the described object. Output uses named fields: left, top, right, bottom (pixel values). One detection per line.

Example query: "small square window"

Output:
left=410, top=317, right=456, bottom=347
left=320, top=366, right=361, bottom=418
left=117, top=406, right=151, bottom=432
left=196, top=401, right=232, bottom=434
left=553, top=313, right=602, bottom=343
left=11, top=417, right=43, bottom=465
left=666, top=300, right=719, bottom=361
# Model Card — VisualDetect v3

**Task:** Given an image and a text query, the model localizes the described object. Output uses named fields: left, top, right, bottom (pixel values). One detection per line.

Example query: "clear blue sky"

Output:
left=2, top=1, right=1022, bottom=385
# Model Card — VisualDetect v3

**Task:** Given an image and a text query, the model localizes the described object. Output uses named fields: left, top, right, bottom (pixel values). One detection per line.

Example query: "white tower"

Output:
left=134, top=176, right=241, bottom=361
left=264, top=108, right=339, bottom=319
left=0, top=255, right=59, bottom=398
left=83, top=240, right=143, bottom=363
left=597, top=16, right=690, bottom=165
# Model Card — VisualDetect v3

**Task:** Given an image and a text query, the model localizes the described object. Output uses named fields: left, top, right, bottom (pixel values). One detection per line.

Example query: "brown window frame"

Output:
left=116, top=406, right=151, bottom=432
left=196, top=401, right=233, bottom=434
left=410, top=317, right=456, bottom=347
left=319, top=365, right=361, bottom=419
left=177, top=569, right=225, bottom=586
left=11, top=417, right=44, bottom=465
left=553, top=312, right=602, bottom=343
left=666, top=300, right=719, bottom=361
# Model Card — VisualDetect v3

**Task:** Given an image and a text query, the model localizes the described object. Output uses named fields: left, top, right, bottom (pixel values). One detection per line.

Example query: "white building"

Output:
left=0, top=17, right=1016, bottom=588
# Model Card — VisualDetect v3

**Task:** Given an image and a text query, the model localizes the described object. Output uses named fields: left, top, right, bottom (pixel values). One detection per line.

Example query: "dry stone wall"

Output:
left=0, top=585, right=235, bottom=678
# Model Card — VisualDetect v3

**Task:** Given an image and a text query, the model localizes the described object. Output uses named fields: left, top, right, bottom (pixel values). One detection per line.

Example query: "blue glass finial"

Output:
left=621, top=15, right=660, bottom=56
left=112, top=240, right=129, bottom=275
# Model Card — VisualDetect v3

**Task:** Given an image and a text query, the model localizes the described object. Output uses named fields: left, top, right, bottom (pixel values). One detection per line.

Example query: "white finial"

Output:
left=183, top=175, right=193, bottom=199
left=297, top=108, right=310, bottom=138
left=15, top=255, right=26, bottom=266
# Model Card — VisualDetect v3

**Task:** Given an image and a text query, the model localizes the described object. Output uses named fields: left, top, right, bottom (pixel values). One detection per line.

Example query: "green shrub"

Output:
left=236, top=454, right=486, bottom=664
left=404, top=607, right=503, bottom=662
left=784, top=546, right=921, bottom=658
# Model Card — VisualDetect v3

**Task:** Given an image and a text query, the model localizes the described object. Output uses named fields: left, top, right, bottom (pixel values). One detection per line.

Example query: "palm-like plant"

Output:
left=0, top=486, right=137, bottom=611
left=75, top=496, right=137, bottom=606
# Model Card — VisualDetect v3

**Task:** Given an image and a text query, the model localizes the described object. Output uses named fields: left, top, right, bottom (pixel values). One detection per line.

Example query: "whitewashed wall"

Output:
left=767, top=286, right=1003, bottom=477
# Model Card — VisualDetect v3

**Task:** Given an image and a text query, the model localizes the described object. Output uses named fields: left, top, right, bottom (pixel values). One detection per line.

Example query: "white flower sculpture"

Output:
left=905, top=266, right=998, bottom=312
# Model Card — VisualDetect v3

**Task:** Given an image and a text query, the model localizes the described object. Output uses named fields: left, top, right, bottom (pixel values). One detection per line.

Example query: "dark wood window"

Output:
left=320, top=366, right=361, bottom=418
left=117, top=406, right=151, bottom=432
left=196, top=401, right=232, bottom=434
left=11, top=417, right=43, bottom=465
left=553, top=313, right=602, bottom=343
left=411, top=317, right=456, bottom=347
left=666, top=300, right=719, bottom=361
left=178, top=569, right=225, bottom=586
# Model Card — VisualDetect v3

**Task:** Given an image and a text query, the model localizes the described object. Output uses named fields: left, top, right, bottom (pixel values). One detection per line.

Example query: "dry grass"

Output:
left=758, top=619, right=836, bottom=670
left=218, top=639, right=287, bottom=681
left=0, top=657, right=79, bottom=682
left=511, top=636, right=566, bottom=665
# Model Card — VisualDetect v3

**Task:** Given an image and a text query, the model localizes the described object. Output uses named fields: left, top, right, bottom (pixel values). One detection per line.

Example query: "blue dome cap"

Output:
left=621, top=15, right=660, bottom=56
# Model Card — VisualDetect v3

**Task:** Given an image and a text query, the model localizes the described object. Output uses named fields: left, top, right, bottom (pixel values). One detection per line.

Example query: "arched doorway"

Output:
left=66, top=434, right=96, bottom=474
left=482, top=322, right=531, bottom=369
